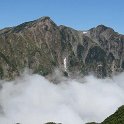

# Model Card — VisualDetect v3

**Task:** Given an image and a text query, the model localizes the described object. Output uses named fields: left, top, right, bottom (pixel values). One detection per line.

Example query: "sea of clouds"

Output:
left=0, top=70, right=124, bottom=124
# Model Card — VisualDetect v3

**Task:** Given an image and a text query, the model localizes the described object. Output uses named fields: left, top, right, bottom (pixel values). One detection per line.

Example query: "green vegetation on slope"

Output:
left=101, top=105, right=124, bottom=124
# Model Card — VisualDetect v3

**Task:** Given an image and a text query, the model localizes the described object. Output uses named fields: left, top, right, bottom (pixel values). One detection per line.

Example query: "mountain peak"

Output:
left=89, top=24, right=115, bottom=36
left=0, top=17, right=123, bottom=80
left=12, top=16, right=56, bottom=33
left=36, top=16, right=56, bottom=25
left=96, top=24, right=115, bottom=33
left=95, top=25, right=109, bottom=32
left=96, top=24, right=108, bottom=28
left=36, top=16, right=51, bottom=21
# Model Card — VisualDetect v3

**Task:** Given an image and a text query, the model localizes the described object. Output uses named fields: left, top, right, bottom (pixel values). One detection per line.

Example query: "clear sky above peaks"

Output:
left=0, top=0, right=124, bottom=34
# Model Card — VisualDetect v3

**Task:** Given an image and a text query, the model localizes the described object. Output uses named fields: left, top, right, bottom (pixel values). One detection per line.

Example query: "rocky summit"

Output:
left=0, top=16, right=124, bottom=80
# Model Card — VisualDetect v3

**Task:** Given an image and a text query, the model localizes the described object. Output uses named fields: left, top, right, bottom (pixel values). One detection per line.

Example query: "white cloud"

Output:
left=0, top=72, right=124, bottom=124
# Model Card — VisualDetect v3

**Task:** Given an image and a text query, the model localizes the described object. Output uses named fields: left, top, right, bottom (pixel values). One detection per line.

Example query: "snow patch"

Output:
left=83, top=31, right=87, bottom=34
left=64, top=57, right=67, bottom=71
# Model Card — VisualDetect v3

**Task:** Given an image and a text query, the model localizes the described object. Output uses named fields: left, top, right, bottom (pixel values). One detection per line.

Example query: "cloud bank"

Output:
left=0, top=71, right=124, bottom=124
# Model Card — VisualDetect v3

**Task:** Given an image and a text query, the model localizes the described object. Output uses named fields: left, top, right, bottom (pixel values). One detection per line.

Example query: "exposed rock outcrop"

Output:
left=0, top=17, right=124, bottom=80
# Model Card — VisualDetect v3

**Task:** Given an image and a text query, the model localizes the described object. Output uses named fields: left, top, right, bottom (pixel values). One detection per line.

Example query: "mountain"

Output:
left=0, top=16, right=124, bottom=80
left=101, top=105, right=124, bottom=124
left=87, top=105, right=124, bottom=124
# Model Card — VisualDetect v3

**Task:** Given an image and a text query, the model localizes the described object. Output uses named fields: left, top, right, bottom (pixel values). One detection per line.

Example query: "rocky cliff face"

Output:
left=0, top=16, right=124, bottom=80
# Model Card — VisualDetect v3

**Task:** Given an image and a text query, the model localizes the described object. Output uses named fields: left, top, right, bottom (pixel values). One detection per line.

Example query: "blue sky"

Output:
left=0, top=0, right=124, bottom=34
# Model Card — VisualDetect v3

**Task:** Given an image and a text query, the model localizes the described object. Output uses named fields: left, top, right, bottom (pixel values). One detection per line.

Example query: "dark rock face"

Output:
left=0, top=17, right=124, bottom=80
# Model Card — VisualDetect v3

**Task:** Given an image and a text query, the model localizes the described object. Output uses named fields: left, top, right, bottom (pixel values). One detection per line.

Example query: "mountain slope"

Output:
left=0, top=17, right=124, bottom=80
left=101, top=105, right=124, bottom=124
left=87, top=105, right=124, bottom=124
